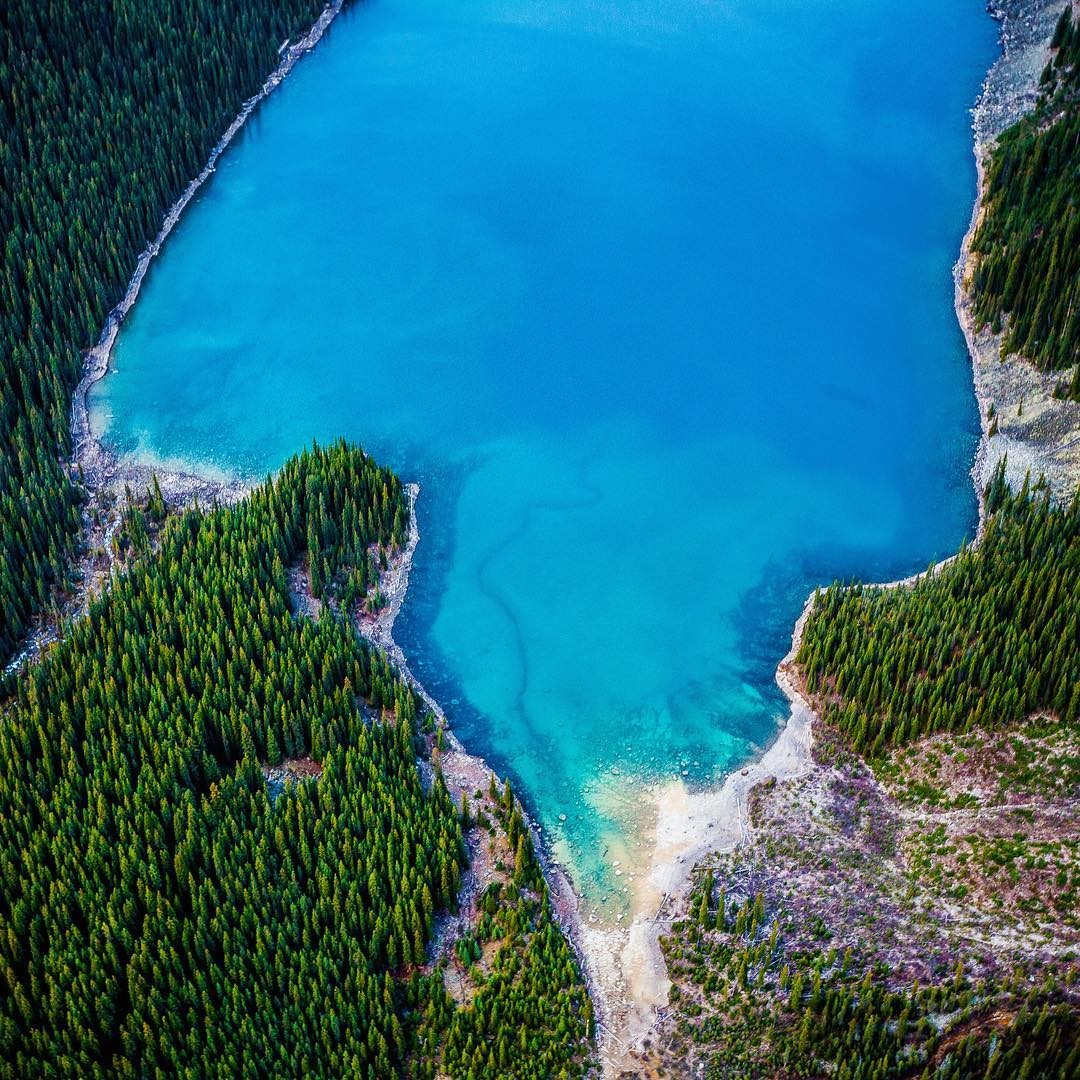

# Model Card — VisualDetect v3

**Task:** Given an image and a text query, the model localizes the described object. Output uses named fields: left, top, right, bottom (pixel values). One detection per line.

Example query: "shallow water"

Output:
left=92, top=0, right=997, bottom=908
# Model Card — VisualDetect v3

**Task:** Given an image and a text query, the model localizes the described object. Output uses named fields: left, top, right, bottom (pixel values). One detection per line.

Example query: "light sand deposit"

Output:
left=583, top=605, right=816, bottom=1072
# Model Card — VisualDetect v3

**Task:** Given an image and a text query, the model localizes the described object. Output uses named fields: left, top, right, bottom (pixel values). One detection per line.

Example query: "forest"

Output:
left=3, top=0, right=1079, bottom=1075
left=971, top=5, right=1080, bottom=398
left=652, top=459, right=1079, bottom=1075
left=0, top=442, right=591, bottom=1077
left=657, top=8, right=1080, bottom=1052
left=0, top=0, right=341, bottom=659
left=797, top=464, right=1080, bottom=756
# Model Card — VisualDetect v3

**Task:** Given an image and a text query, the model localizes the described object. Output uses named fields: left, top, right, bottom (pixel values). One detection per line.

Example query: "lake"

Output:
left=91, top=0, right=997, bottom=908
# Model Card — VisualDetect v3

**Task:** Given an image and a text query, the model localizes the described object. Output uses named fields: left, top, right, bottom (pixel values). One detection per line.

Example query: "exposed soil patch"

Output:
left=424, top=780, right=516, bottom=1004
left=636, top=713, right=1078, bottom=1077
left=287, top=563, right=324, bottom=620
left=262, top=756, right=323, bottom=801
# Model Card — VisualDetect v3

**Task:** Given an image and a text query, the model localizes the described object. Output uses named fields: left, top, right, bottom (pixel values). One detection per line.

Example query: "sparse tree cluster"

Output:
left=656, top=875, right=1079, bottom=1078
left=434, top=789, right=593, bottom=1079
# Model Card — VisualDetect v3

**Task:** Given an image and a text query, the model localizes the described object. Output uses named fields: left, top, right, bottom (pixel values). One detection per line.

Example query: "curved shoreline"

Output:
left=358, top=484, right=609, bottom=1045
left=584, top=611, right=816, bottom=1070
left=353, top=7, right=1075, bottom=1069
left=2, top=4, right=348, bottom=678
left=71, top=0, right=346, bottom=506
left=60, top=0, right=607, bottom=1054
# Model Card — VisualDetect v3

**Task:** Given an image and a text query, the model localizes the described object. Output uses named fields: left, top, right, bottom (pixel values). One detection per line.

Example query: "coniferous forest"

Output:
left=0, top=0, right=332, bottom=657
left=798, top=464, right=1080, bottom=756
left=0, top=443, right=591, bottom=1077
left=649, top=9, right=1080, bottom=1070
left=648, top=461, right=1079, bottom=1076
left=971, top=6, right=1080, bottom=396
left=0, top=3, right=591, bottom=1075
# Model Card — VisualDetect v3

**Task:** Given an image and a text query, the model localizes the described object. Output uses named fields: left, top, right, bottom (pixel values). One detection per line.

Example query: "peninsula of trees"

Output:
left=0, top=443, right=592, bottom=1077
left=645, top=464, right=1079, bottom=1078
left=799, top=466, right=1079, bottom=755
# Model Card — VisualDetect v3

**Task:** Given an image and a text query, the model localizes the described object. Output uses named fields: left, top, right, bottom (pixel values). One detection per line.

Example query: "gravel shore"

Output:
left=957, top=0, right=1080, bottom=502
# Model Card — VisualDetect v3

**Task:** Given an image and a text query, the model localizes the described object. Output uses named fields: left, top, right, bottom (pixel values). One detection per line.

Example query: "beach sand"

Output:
left=578, top=603, right=816, bottom=1072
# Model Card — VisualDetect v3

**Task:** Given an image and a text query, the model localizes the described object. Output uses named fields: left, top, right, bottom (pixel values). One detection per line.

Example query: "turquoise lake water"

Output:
left=92, top=0, right=997, bottom=907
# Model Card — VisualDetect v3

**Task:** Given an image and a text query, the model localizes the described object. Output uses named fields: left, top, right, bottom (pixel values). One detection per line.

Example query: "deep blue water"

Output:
left=91, top=0, right=996, bottom=907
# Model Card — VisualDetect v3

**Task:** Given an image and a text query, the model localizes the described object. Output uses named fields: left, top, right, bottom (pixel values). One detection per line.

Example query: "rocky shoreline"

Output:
left=46, top=0, right=608, bottom=1057
left=5, top=4, right=347, bottom=679
left=35, top=0, right=1077, bottom=1075
left=355, top=483, right=610, bottom=1054
left=956, top=0, right=1080, bottom=502
left=70, top=0, right=346, bottom=509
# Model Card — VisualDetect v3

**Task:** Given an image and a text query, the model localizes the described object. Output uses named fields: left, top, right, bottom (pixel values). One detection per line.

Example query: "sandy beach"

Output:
left=569, top=601, right=816, bottom=1072
left=350, top=480, right=815, bottom=1074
